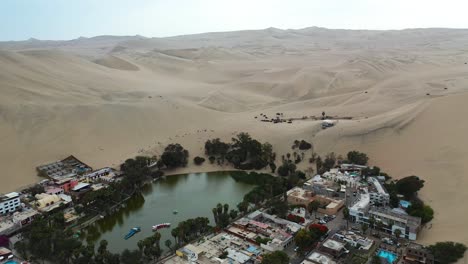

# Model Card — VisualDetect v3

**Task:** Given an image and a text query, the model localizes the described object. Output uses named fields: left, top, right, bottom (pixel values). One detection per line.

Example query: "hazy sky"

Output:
left=2, top=0, right=467, bottom=41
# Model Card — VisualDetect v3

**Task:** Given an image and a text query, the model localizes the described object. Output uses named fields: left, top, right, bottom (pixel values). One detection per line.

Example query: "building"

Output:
left=287, top=187, right=344, bottom=215
left=314, top=196, right=345, bottom=215
left=229, top=211, right=302, bottom=252
left=368, top=208, right=421, bottom=240
left=53, top=177, right=79, bottom=193
left=340, top=163, right=367, bottom=172
left=305, top=251, right=336, bottom=264
left=368, top=177, right=389, bottom=206
left=46, top=187, right=64, bottom=195
left=0, top=208, right=39, bottom=236
left=333, top=231, right=374, bottom=251
left=348, top=188, right=421, bottom=240
left=71, top=182, right=92, bottom=197
left=402, top=243, right=435, bottom=264
left=83, top=167, right=118, bottom=182
left=36, top=155, right=92, bottom=180
left=176, top=244, right=203, bottom=262
left=226, top=248, right=251, bottom=264
left=287, top=187, right=315, bottom=205
left=34, top=193, right=70, bottom=212
left=166, top=232, right=262, bottom=264
left=0, top=192, right=21, bottom=215
left=318, top=239, right=347, bottom=258
left=348, top=189, right=371, bottom=223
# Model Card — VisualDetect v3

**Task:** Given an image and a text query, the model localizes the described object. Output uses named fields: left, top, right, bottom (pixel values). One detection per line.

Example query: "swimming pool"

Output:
left=378, top=249, right=397, bottom=263
left=399, top=200, right=412, bottom=209
left=4, top=260, right=19, bottom=264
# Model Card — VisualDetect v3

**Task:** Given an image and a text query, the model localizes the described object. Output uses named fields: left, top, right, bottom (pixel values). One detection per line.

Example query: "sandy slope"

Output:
left=1, top=28, right=468, bottom=250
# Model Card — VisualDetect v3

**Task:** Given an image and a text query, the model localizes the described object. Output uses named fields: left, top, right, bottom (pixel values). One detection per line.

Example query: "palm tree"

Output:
left=212, top=208, right=218, bottom=224
left=229, top=209, right=238, bottom=220
left=376, top=220, right=384, bottom=236
left=216, top=203, right=223, bottom=216
left=171, top=228, right=178, bottom=246
left=343, top=207, right=350, bottom=229
left=394, top=229, right=402, bottom=239
left=308, top=201, right=320, bottom=220
left=223, top=203, right=229, bottom=214
left=165, top=239, right=173, bottom=252
left=361, top=223, right=369, bottom=235
left=369, top=216, right=376, bottom=234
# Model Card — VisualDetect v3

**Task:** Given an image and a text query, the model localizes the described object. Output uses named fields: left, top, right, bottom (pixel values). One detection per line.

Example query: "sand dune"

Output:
left=1, top=28, right=468, bottom=250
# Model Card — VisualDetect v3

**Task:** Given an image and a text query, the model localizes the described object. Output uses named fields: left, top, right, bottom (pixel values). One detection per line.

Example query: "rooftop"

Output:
left=72, top=182, right=91, bottom=191
left=37, top=155, right=92, bottom=179
left=322, top=239, right=345, bottom=251
left=287, top=187, right=314, bottom=200
left=0, top=192, right=19, bottom=202
left=0, top=246, right=12, bottom=255
left=369, top=207, right=421, bottom=228
left=227, top=248, right=251, bottom=263
left=368, top=177, right=388, bottom=195
left=350, top=190, right=370, bottom=212
left=407, top=242, right=428, bottom=251
left=307, top=251, right=336, bottom=264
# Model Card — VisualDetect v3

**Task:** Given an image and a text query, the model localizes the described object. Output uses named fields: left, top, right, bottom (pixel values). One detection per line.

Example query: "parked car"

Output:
left=294, top=246, right=300, bottom=252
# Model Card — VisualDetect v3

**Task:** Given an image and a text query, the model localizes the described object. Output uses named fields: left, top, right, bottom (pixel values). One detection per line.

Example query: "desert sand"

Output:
left=1, top=27, right=468, bottom=251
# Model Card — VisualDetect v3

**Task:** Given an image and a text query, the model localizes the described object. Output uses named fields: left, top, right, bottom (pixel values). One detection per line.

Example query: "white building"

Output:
left=305, top=251, right=336, bottom=264
left=368, top=177, right=390, bottom=206
left=0, top=192, right=21, bottom=215
left=368, top=208, right=421, bottom=240
left=349, top=189, right=370, bottom=223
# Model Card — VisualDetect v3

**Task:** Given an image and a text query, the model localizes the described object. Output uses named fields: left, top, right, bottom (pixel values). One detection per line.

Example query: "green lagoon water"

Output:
left=85, top=171, right=254, bottom=253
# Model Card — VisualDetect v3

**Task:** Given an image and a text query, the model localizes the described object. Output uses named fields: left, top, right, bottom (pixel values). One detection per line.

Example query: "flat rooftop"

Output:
left=0, top=192, right=19, bottom=202
left=322, top=239, right=345, bottom=251
left=350, top=191, right=370, bottom=212
left=369, top=207, right=421, bottom=228
left=307, top=251, right=336, bottom=264
left=368, top=177, right=388, bottom=195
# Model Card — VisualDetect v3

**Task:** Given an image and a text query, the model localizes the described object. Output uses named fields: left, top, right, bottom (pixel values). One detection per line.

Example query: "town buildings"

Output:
left=168, top=232, right=263, bottom=264
left=228, top=210, right=302, bottom=252
left=0, top=193, right=21, bottom=215
left=348, top=189, right=421, bottom=240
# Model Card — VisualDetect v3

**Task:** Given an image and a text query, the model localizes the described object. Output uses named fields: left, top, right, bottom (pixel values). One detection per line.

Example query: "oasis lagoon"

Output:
left=85, top=171, right=254, bottom=253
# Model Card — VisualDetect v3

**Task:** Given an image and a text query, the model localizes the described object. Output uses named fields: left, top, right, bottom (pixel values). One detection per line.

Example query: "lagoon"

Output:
left=85, top=171, right=254, bottom=253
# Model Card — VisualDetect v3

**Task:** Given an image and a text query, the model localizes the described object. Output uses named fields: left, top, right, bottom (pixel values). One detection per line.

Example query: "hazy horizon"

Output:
left=3, top=25, right=468, bottom=43
left=2, top=0, right=468, bottom=41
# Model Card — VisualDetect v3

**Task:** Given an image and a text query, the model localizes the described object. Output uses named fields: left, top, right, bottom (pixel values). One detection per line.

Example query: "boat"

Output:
left=152, top=223, right=171, bottom=231
left=124, top=227, right=141, bottom=240
left=173, top=210, right=178, bottom=214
